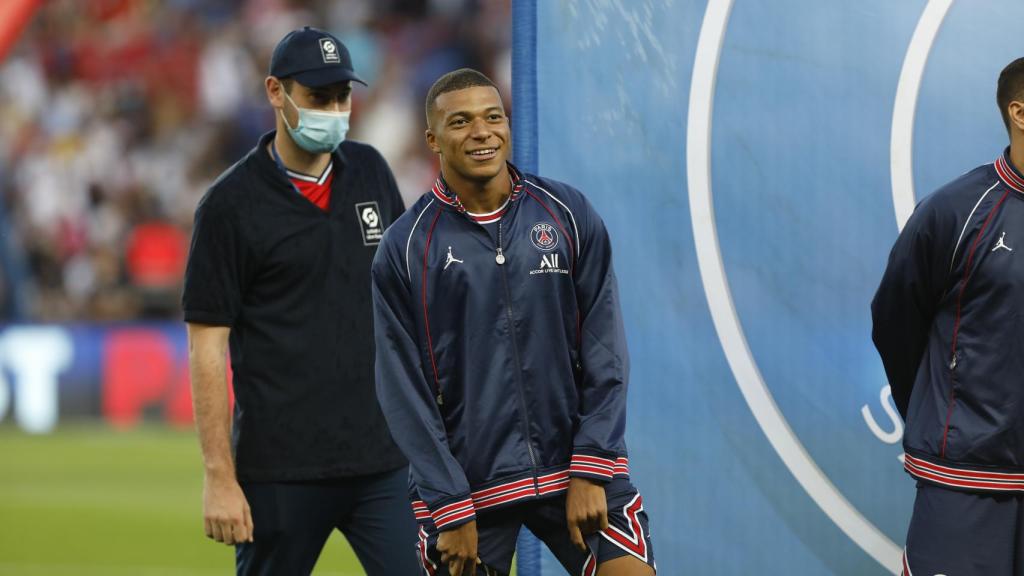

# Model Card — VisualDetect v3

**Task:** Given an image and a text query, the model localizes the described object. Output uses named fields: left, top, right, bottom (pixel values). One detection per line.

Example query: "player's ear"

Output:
left=425, top=128, right=440, bottom=154
left=1010, top=101, right=1024, bottom=133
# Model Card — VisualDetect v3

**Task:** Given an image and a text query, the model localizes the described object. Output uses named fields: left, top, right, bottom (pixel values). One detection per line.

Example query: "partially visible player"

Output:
left=372, top=68, right=656, bottom=576
left=873, top=57, right=1024, bottom=575
left=183, top=27, right=418, bottom=575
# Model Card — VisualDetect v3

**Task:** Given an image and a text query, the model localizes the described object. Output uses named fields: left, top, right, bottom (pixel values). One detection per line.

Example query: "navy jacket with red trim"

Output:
left=873, top=148, right=1024, bottom=492
left=371, top=165, right=631, bottom=530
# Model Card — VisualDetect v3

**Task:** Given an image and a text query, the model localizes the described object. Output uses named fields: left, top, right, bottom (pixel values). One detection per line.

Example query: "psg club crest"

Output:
left=530, top=223, right=558, bottom=252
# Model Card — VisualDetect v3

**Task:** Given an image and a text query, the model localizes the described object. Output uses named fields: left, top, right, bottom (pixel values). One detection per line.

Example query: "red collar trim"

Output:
left=285, top=161, right=333, bottom=185
left=431, top=163, right=525, bottom=218
left=995, top=153, right=1024, bottom=194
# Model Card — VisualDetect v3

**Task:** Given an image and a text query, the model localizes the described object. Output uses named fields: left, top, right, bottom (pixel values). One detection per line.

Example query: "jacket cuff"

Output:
left=422, top=496, right=476, bottom=531
left=569, top=453, right=630, bottom=482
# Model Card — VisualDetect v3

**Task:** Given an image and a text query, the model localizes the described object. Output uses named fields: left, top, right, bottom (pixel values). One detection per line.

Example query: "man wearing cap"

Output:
left=183, top=27, right=418, bottom=575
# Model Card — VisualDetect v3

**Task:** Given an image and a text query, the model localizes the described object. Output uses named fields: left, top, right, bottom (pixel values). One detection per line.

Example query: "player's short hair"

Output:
left=280, top=78, right=295, bottom=94
left=425, top=68, right=498, bottom=125
left=997, top=58, right=1024, bottom=134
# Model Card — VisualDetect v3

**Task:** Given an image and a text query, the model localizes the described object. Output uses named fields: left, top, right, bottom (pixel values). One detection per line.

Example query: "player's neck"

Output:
left=443, top=164, right=511, bottom=214
left=271, top=128, right=331, bottom=177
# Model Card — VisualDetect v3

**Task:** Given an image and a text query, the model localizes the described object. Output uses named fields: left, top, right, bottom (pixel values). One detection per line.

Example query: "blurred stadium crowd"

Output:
left=0, top=0, right=511, bottom=321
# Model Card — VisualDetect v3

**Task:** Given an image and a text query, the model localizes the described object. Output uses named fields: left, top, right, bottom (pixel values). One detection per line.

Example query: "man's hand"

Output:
left=189, top=323, right=250, bottom=546
left=566, top=477, right=608, bottom=551
left=203, top=473, right=254, bottom=545
left=436, top=520, right=481, bottom=576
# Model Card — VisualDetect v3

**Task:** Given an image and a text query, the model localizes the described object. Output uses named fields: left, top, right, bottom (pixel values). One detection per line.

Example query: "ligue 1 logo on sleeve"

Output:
left=530, top=223, right=558, bottom=252
left=354, top=201, right=382, bottom=245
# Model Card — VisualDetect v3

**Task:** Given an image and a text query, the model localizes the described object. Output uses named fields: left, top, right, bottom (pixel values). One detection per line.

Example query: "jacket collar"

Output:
left=431, top=163, right=524, bottom=221
left=995, top=147, right=1024, bottom=194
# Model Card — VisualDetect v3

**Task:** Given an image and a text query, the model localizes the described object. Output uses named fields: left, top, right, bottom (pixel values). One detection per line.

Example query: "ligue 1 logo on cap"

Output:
left=319, top=37, right=340, bottom=64
left=530, top=223, right=558, bottom=252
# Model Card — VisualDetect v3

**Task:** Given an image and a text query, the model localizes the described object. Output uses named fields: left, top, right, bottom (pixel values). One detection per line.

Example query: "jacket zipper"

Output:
left=495, top=217, right=540, bottom=482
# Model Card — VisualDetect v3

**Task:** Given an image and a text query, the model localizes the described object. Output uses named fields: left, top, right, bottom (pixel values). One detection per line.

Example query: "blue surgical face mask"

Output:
left=281, top=90, right=350, bottom=154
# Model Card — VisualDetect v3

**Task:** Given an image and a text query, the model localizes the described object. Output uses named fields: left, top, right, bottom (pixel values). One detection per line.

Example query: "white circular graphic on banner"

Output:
left=891, top=0, right=955, bottom=232
left=685, top=0, right=953, bottom=572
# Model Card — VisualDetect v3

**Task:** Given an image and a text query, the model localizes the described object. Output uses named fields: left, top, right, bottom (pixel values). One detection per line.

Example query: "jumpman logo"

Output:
left=444, top=246, right=464, bottom=270
left=992, top=232, right=1013, bottom=253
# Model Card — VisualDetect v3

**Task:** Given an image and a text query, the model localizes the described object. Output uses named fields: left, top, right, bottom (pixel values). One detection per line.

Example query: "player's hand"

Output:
left=566, top=477, right=608, bottom=551
left=203, top=473, right=254, bottom=545
left=436, top=520, right=481, bottom=576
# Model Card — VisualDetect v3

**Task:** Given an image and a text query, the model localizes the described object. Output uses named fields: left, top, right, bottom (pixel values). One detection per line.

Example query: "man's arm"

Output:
left=561, top=193, right=631, bottom=544
left=181, top=186, right=253, bottom=545
left=187, top=322, right=252, bottom=546
left=370, top=236, right=479, bottom=573
left=871, top=193, right=953, bottom=419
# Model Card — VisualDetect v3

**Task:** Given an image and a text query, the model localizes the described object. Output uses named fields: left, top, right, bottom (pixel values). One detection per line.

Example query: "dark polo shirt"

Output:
left=183, top=131, right=407, bottom=482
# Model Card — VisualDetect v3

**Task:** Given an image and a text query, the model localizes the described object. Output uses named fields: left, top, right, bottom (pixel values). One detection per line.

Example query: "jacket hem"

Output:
left=904, top=451, right=1024, bottom=492
left=412, top=460, right=633, bottom=529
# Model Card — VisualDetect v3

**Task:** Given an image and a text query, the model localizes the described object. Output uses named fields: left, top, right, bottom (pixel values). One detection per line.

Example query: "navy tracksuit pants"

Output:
left=903, top=482, right=1024, bottom=575
left=235, top=466, right=419, bottom=576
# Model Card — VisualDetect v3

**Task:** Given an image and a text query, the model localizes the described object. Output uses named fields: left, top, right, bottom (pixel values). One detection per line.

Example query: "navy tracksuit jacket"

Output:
left=371, top=165, right=631, bottom=530
left=873, top=149, right=1024, bottom=492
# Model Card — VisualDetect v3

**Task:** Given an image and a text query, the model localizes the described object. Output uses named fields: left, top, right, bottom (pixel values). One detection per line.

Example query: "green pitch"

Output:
left=0, top=424, right=364, bottom=575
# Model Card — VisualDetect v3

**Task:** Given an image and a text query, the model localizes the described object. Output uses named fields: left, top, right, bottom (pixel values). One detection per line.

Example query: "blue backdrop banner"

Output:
left=513, top=1, right=1024, bottom=574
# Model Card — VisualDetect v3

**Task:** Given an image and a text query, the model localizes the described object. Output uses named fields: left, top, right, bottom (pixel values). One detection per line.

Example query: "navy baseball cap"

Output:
left=269, top=26, right=366, bottom=87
